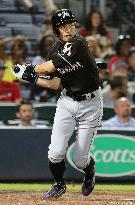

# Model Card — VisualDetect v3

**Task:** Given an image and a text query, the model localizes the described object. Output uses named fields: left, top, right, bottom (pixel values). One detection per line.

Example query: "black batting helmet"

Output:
left=51, top=9, right=76, bottom=36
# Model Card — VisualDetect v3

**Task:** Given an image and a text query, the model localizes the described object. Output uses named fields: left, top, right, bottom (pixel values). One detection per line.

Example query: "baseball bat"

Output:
left=58, top=53, right=107, bottom=69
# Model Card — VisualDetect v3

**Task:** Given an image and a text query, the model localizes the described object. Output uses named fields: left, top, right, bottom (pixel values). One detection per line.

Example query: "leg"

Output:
left=48, top=98, right=76, bottom=164
left=72, top=126, right=97, bottom=171
left=72, top=126, right=97, bottom=196
left=72, top=92, right=103, bottom=169
left=49, top=159, right=65, bottom=183
left=83, top=156, right=95, bottom=180
left=44, top=160, right=67, bottom=198
left=44, top=97, right=76, bottom=198
left=72, top=93, right=103, bottom=196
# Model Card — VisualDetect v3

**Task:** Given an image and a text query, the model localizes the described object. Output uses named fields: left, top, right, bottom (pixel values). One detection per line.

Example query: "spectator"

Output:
left=108, top=35, right=133, bottom=73
left=16, top=100, right=49, bottom=127
left=102, top=76, right=134, bottom=107
left=37, top=11, right=56, bottom=40
left=0, top=59, right=22, bottom=102
left=79, top=10, right=113, bottom=58
left=102, top=97, right=135, bottom=128
left=127, top=47, right=135, bottom=103
left=127, top=46, right=135, bottom=82
left=17, top=0, right=38, bottom=13
left=100, top=61, right=128, bottom=95
left=43, top=0, right=57, bottom=13
left=32, top=35, right=55, bottom=65
left=18, top=0, right=57, bottom=13
left=112, top=60, right=128, bottom=77
left=30, top=35, right=57, bottom=102
left=0, top=36, right=27, bottom=65
left=0, top=36, right=26, bottom=48
left=126, top=27, right=135, bottom=44
left=0, top=36, right=31, bottom=100
left=3, top=38, right=28, bottom=82
left=16, top=100, right=34, bottom=127
left=107, top=59, right=135, bottom=104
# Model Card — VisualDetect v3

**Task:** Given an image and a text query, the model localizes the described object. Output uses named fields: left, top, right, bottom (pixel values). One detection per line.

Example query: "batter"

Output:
left=13, top=9, right=103, bottom=198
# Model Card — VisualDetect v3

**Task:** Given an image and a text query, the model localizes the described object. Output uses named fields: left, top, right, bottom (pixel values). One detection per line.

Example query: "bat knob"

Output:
left=13, top=66, right=20, bottom=73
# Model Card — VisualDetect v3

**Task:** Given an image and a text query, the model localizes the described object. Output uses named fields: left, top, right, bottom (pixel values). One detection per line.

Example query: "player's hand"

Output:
left=12, top=63, right=39, bottom=84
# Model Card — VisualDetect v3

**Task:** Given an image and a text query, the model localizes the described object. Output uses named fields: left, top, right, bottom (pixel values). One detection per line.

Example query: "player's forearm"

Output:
left=36, top=77, right=61, bottom=90
left=35, top=60, right=56, bottom=75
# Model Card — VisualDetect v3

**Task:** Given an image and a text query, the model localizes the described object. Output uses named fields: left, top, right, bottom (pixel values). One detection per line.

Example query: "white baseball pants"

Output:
left=48, top=87, right=103, bottom=169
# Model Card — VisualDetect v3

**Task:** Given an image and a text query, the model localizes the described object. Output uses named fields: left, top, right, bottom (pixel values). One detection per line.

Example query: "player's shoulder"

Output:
left=71, top=34, right=86, bottom=43
left=70, top=34, right=87, bottom=47
left=49, top=41, right=58, bottom=51
left=47, top=41, right=58, bottom=60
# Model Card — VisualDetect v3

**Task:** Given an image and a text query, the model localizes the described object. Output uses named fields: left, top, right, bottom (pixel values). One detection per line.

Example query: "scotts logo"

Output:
left=66, top=134, right=135, bottom=177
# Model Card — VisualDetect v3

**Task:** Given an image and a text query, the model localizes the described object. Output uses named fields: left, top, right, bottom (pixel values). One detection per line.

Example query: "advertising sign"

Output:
left=66, top=134, right=135, bottom=177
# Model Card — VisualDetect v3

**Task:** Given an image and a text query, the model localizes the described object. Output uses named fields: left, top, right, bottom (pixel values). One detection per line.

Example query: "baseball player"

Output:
left=13, top=9, right=103, bottom=198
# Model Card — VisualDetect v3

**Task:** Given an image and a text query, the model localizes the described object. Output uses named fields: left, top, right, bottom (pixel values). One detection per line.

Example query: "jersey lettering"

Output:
left=62, top=42, right=72, bottom=56
left=57, top=62, right=82, bottom=75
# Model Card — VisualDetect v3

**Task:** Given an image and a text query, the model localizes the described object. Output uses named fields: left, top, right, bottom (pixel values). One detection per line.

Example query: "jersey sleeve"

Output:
left=50, top=37, right=84, bottom=69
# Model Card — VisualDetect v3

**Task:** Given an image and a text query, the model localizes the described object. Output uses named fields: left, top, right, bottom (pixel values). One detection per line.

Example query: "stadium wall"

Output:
left=0, top=128, right=135, bottom=182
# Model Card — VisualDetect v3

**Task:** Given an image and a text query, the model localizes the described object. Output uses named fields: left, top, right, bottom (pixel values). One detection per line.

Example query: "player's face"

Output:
left=58, top=23, right=76, bottom=43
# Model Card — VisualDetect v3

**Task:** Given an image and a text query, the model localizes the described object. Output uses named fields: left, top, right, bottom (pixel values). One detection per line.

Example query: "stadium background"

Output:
left=0, top=0, right=135, bottom=179
left=0, top=1, right=135, bottom=204
left=0, top=0, right=135, bottom=63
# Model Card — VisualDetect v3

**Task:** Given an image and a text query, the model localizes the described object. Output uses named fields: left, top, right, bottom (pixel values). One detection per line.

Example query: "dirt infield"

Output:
left=0, top=191, right=135, bottom=205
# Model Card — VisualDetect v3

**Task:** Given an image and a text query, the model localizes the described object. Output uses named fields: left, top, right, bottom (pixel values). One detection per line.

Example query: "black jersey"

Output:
left=48, top=34, right=100, bottom=95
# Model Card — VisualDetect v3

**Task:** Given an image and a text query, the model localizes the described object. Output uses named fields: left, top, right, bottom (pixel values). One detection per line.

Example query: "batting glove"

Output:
left=13, top=63, right=39, bottom=84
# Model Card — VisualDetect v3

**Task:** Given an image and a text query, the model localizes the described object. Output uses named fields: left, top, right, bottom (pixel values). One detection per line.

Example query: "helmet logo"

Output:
left=62, top=42, right=72, bottom=56
left=52, top=9, right=75, bottom=36
left=58, top=11, right=71, bottom=18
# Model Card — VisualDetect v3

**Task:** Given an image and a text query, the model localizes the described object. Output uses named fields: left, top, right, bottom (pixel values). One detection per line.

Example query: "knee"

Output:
left=72, top=155, right=87, bottom=170
left=48, top=145, right=65, bottom=163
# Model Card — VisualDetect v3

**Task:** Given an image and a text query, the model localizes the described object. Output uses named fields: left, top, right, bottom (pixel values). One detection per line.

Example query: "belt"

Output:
left=65, top=90, right=96, bottom=101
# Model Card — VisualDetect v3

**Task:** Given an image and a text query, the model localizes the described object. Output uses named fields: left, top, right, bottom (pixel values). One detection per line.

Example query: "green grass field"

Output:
left=0, top=184, right=135, bottom=191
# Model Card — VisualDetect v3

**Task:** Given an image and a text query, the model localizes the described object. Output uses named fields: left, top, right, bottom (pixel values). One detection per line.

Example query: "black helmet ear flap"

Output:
left=53, top=27, right=60, bottom=37
left=51, top=9, right=76, bottom=36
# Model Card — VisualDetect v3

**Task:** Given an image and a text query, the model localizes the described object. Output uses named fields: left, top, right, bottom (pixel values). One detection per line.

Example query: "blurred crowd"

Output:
left=0, top=0, right=135, bottom=127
